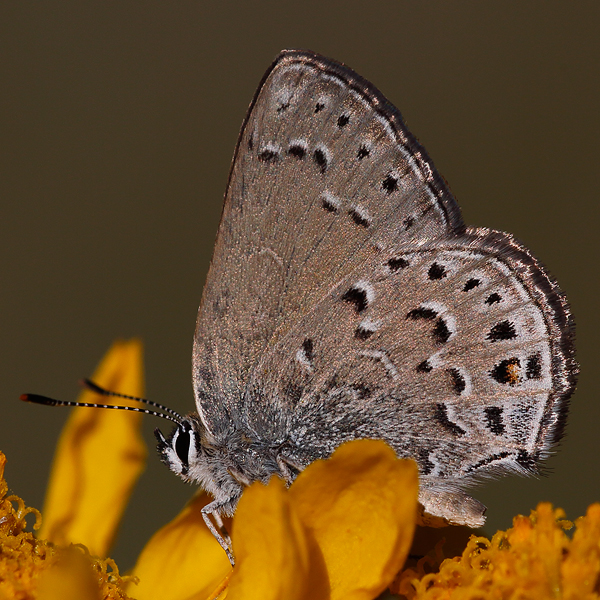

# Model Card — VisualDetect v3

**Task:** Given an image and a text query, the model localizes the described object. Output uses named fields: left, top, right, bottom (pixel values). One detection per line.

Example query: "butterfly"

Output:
left=24, top=50, right=577, bottom=565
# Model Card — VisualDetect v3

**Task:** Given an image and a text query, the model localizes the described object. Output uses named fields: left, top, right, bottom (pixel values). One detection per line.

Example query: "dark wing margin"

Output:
left=461, top=226, right=577, bottom=457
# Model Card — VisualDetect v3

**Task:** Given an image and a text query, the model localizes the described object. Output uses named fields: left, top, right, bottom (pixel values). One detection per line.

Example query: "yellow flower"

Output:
left=392, top=502, right=600, bottom=599
left=0, top=450, right=135, bottom=600
left=0, top=339, right=144, bottom=600
left=5, top=339, right=600, bottom=600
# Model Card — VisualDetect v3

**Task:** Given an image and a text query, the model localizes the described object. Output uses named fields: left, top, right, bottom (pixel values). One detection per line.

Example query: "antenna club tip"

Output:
left=20, top=394, right=30, bottom=402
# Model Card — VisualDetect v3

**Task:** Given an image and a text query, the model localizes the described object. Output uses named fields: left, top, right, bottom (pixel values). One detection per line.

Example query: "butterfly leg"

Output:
left=276, top=453, right=304, bottom=486
left=228, top=467, right=252, bottom=487
left=201, top=501, right=235, bottom=566
left=212, top=510, right=233, bottom=549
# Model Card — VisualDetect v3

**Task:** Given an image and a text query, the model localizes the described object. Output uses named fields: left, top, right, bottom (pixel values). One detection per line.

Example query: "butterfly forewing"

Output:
left=194, top=50, right=464, bottom=433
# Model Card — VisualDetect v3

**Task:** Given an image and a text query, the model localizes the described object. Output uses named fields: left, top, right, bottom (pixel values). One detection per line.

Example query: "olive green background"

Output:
left=1, top=1, right=598, bottom=570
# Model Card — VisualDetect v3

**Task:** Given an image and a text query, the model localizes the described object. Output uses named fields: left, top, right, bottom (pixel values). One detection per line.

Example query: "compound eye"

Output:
left=174, top=426, right=191, bottom=467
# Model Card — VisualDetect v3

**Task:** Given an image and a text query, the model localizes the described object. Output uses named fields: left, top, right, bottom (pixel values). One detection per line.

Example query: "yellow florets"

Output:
left=393, top=502, right=600, bottom=599
left=0, top=451, right=135, bottom=600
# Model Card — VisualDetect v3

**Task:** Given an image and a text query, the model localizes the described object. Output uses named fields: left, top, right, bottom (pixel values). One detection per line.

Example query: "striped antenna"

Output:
left=21, top=380, right=183, bottom=425
left=80, top=379, right=184, bottom=421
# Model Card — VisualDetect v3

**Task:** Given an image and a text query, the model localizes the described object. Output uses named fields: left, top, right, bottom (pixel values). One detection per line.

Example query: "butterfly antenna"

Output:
left=21, top=383, right=183, bottom=425
left=80, top=378, right=184, bottom=421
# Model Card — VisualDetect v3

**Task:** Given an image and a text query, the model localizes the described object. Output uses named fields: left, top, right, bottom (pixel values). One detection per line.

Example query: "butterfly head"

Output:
left=154, top=414, right=248, bottom=512
left=155, top=416, right=205, bottom=481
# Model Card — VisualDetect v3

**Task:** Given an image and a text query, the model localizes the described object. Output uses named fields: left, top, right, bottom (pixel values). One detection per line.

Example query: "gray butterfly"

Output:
left=153, top=49, right=577, bottom=563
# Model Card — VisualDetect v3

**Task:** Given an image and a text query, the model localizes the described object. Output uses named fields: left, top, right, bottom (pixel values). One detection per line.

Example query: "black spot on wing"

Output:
left=484, top=406, right=505, bottom=435
left=433, top=318, right=451, bottom=344
left=313, top=148, right=328, bottom=173
left=355, top=325, right=374, bottom=340
left=288, top=144, right=306, bottom=159
left=416, top=360, right=433, bottom=373
left=428, top=262, right=447, bottom=280
left=321, top=194, right=339, bottom=213
left=348, top=208, right=370, bottom=228
left=357, top=145, right=370, bottom=160
left=435, top=403, right=466, bottom=436
left=485, top=293, right=502, bottom=305
left=337, top=113, right=350, bottom=127
left=258, top=148, right=279, bottom=162
left=490, top=357, right=521, bottom=385
left=487, top=320, right=517, bottom=342
left=315, top=102, right=325, bottom=113
left=387, top=257, right=409, bottom=271
left=407, top=307, right=437, bottom=320
left=403, top=216, right=415, bottom=230
left=447, top=368, right=466, bottom=395
left=526, top=353, right=542, bottom=379
left=302, top=338, right=314, bottom=362
left=382, top=174, right=398, bottom=193
left=341, top=286, right=368, bottom=313
left=463, top=278, right=481, bottom=292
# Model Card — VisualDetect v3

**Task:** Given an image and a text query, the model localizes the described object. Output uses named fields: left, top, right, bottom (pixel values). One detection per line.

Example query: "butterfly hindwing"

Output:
left=241, top=229, right=574, bottom=522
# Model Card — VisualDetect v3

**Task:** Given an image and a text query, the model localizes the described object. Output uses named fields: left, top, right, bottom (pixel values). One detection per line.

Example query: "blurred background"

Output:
left=1, top=1, right=598, bottom=570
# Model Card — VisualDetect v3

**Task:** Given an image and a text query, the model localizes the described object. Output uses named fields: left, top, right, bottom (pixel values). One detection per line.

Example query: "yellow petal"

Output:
left=128, top=491, right=231, bottom=600
left=228, top=477, right=328, bottom=600
left=37, top=548, right=100, bottom=600
left=40, top=339, right=147, bottom=557
left=290, top=439, right=418, bottom=600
